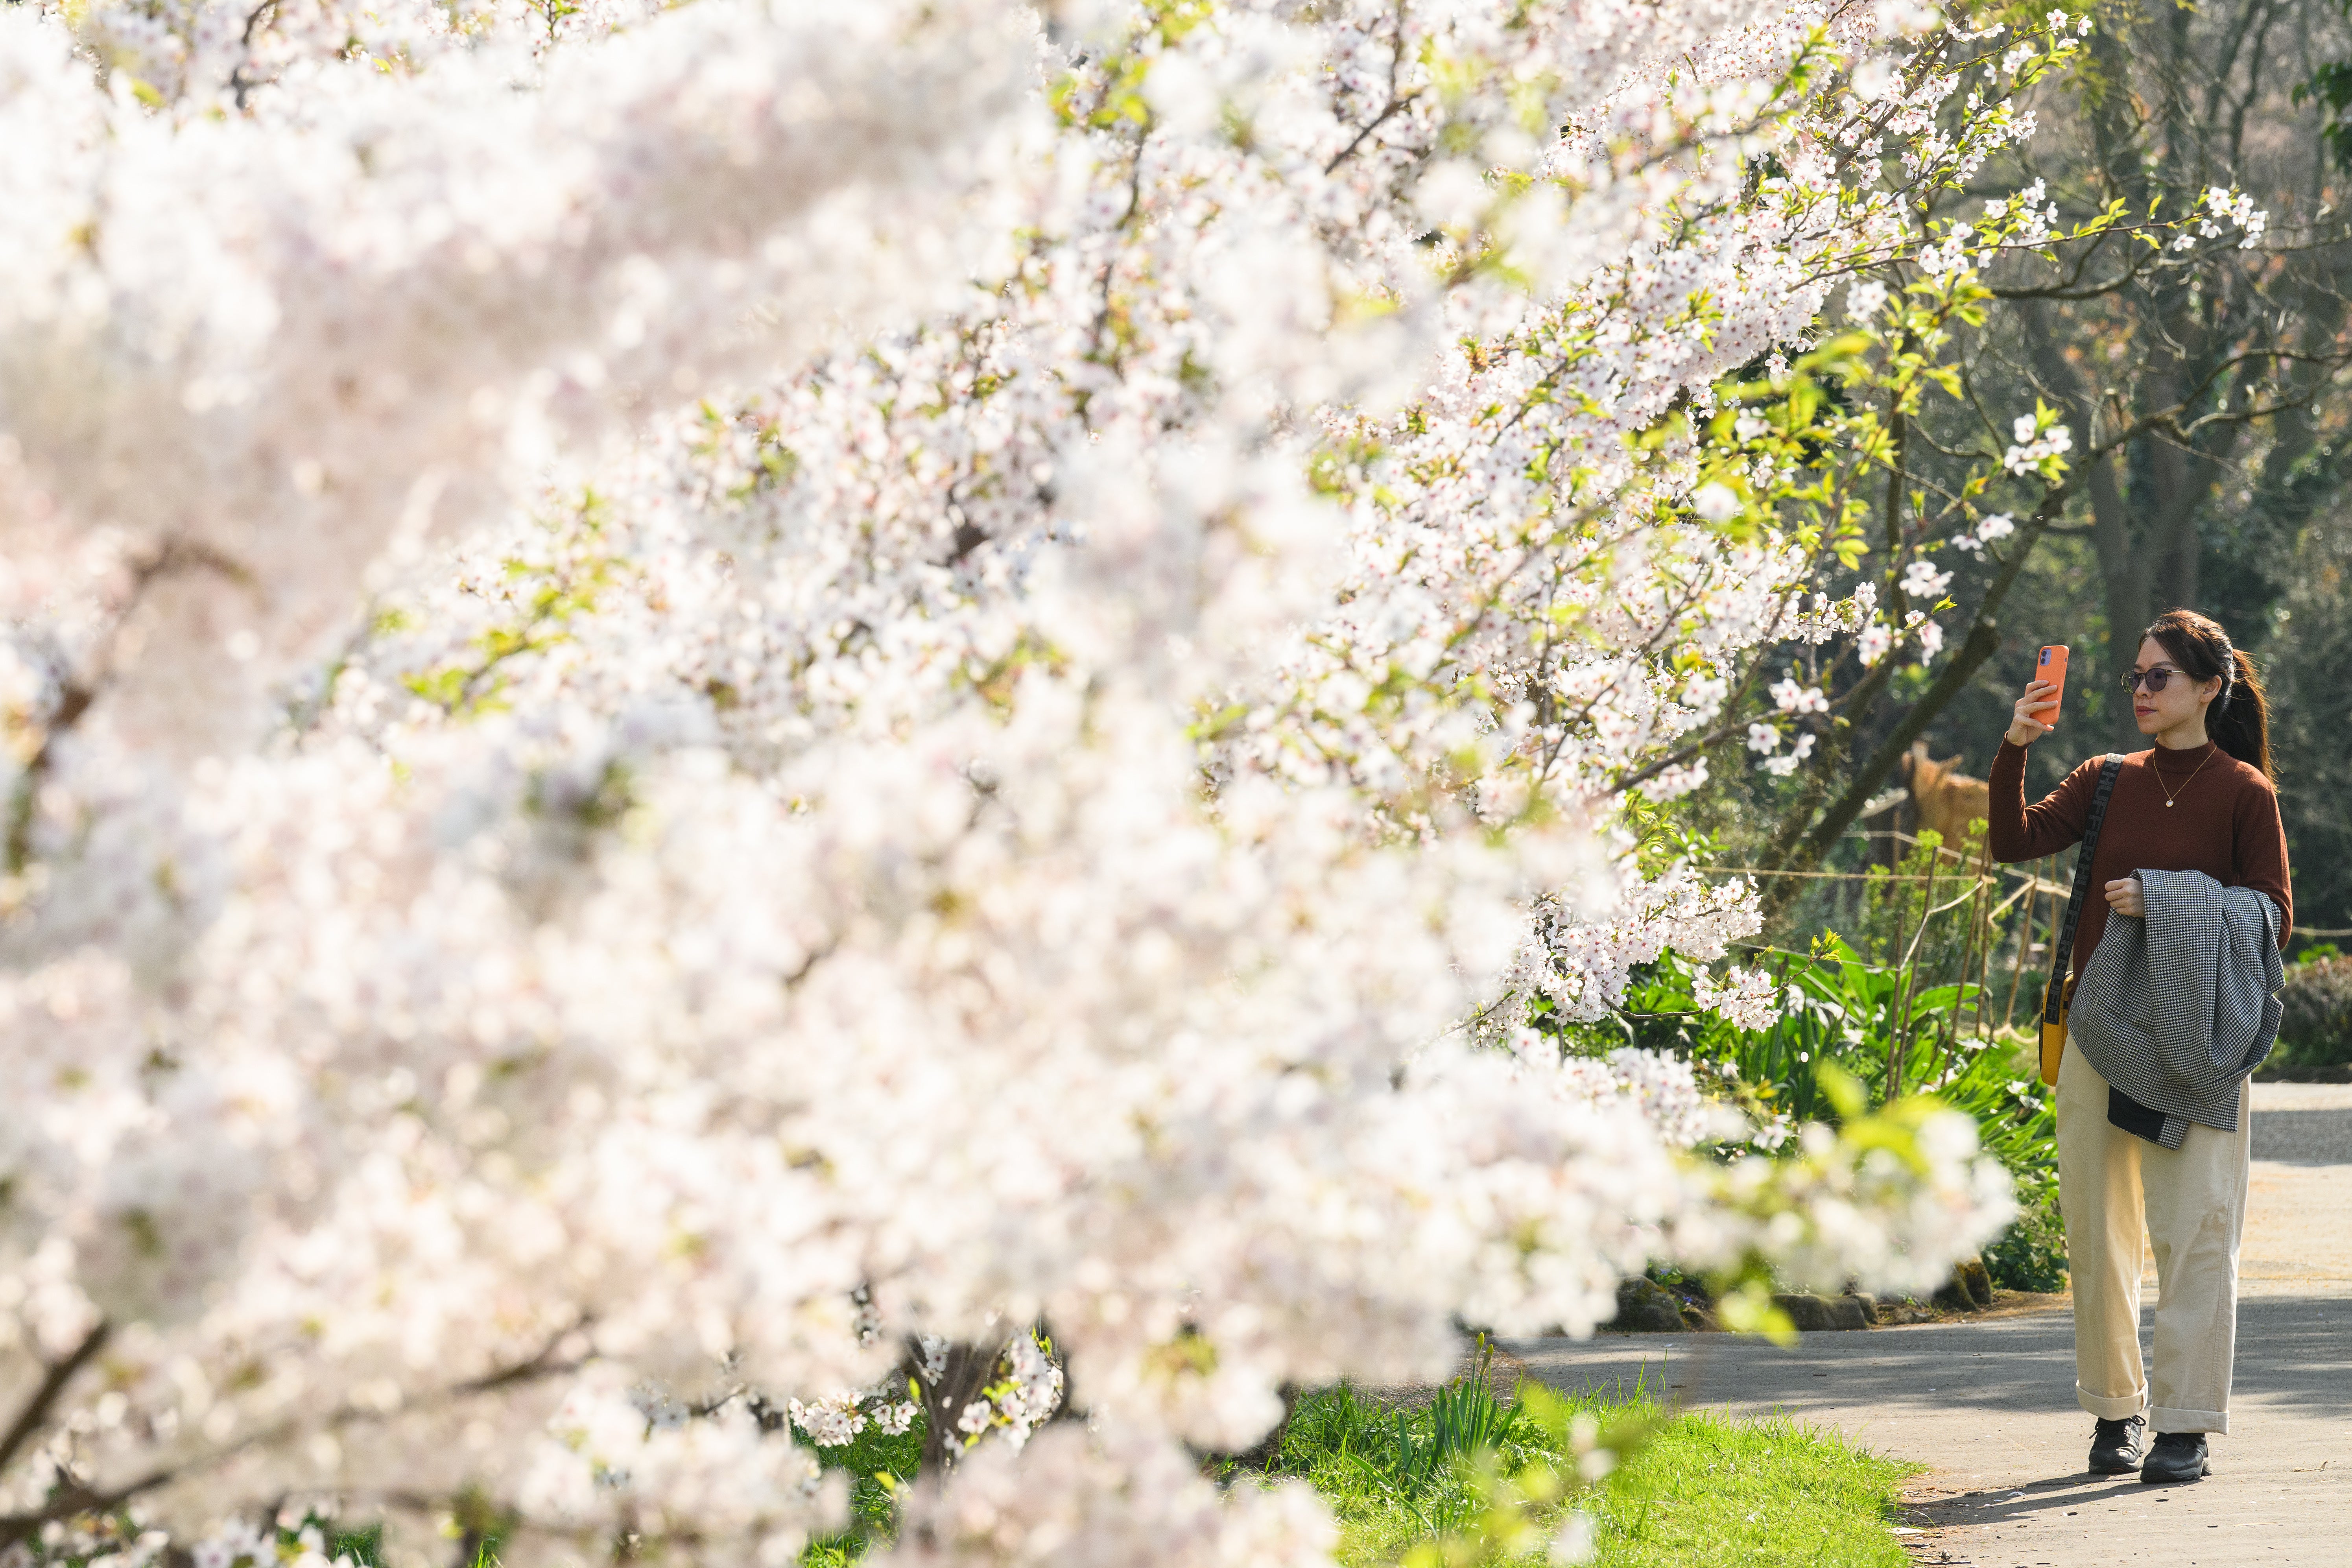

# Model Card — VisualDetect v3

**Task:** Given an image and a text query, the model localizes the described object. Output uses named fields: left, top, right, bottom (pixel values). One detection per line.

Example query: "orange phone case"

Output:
left=2035, top=645, right=2070, bottom=726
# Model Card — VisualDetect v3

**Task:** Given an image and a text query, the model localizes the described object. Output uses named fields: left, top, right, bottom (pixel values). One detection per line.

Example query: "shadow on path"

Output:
left=1906, top=1471, right=2186, bottom=1531
left=1507, top=1294, right=2352, bottom=1426
left=1512, top=1295, right=2352, bottom=1564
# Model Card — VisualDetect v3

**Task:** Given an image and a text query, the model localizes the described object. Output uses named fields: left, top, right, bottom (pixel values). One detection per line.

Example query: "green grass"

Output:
left=1260, top=1370, right=1918, bottom=1568
left=1581, top=1408, right=1916, bottom=1567
left=799, top=1417, right=925, bottom=1568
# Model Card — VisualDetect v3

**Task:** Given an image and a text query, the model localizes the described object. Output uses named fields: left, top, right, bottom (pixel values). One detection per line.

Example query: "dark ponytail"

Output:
left=2142, top=608, right=2273, bottom=780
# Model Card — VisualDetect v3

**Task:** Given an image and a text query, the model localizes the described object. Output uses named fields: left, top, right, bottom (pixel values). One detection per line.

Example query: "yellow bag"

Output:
left=2038, top=974, right=2075, bottom=1087
left=2036, top=755, right=2123, bottom=1088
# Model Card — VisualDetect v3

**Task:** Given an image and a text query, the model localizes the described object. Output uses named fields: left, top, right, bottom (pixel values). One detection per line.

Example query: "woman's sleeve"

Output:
left=2232, top=779, right=2295, bottom=949
left=1986, top=739, right=2095, bottom=863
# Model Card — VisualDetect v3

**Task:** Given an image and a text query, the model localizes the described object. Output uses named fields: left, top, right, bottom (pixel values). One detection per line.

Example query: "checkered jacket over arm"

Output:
left=2065, top=867, right=2284, bottom=1150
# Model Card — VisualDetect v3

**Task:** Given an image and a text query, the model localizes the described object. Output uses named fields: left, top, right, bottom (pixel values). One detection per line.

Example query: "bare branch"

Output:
left=0, top=1321, right=111, bottom=1481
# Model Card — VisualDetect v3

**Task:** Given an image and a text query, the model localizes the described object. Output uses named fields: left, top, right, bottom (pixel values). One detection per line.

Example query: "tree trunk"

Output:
left=913, top=1339, right=1000, bottom=1476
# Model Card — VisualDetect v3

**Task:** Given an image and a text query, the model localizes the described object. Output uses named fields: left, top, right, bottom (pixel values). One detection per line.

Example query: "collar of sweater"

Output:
left=2148, top=741, right=2219, bottom=775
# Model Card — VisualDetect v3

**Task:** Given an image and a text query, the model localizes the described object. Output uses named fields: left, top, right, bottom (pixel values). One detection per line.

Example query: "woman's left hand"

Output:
left=2104, top=877, right=2145, bottom=919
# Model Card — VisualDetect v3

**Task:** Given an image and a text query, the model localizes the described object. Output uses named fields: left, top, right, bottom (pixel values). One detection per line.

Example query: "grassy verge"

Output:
left=1579, top=1407, right=1917, bottom=1567
left=597, top=1356, right=1913, bottom=1568
left=1255, top=1367, right=1918, bottom=1568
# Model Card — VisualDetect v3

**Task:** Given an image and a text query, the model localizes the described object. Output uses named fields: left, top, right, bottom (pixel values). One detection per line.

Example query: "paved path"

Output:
left=1507, top=1083, right=2352, bottom=1567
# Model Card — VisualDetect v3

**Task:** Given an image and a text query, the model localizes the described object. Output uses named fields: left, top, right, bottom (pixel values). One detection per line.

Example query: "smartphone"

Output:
left=2033, top=645, right=2070, bottom=726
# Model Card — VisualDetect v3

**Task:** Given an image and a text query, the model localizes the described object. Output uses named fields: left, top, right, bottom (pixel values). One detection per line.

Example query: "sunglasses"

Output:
left=2120, top=665, right=2185, bottom=694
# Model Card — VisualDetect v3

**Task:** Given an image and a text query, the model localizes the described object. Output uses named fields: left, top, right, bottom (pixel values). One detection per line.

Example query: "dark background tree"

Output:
left=1706, top=0, right=2352, bottom=943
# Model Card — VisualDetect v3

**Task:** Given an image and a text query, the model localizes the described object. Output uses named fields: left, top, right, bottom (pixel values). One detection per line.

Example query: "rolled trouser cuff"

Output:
left=2150, top=1404, right=2228, bottom=1436
left=2078, top=1383, right=2148, bottom=1420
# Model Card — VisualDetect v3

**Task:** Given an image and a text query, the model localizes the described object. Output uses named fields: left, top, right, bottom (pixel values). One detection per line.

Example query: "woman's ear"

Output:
left=2199, top=675, right=2223, bottom=708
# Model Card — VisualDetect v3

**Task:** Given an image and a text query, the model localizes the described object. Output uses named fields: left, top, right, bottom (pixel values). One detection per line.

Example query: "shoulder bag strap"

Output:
left=2041, top=754, right=2127, bottom=1028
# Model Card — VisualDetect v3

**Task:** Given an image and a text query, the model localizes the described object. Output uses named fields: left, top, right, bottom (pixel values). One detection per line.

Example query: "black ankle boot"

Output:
left=2141, top=1431, right=2211, bottom=1483
left=2088, top=1413, right=2147, bottom=1473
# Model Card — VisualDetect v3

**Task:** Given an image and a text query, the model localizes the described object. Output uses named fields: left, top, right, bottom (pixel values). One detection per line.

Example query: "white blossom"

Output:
left=0, top=0, right=2033, bottom=1556
left=1900, top=559, right=1955, bottom=599
left=1688, top=966, right=1784, bottom=1032
left=1769, top=677, right=1830, bottom=714
left=1691, top=482, right=1741, bottom=522
left=1761, top=730, right=1816, bottom=777
left=2002, top=417, right=2073, bottom=474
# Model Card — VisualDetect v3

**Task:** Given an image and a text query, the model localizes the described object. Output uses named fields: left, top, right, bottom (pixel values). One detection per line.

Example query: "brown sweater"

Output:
left=1988, top=738, right=2293, bottom=979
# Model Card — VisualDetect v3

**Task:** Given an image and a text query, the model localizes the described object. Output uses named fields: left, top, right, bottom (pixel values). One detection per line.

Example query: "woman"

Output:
left=1989, top=608, right=2291, bottom=1485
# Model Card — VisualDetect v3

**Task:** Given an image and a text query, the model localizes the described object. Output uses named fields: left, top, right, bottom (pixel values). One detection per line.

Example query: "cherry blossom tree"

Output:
left=0, top=0, right=2190, bottom=1563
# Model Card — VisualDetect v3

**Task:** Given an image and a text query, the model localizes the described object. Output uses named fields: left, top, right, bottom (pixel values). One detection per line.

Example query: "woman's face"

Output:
left=2128, top=636, right=2219, bottom=737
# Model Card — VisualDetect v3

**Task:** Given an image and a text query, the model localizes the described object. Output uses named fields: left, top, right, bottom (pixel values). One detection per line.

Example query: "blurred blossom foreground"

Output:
left=0, top=0, right=2039, bottom=1562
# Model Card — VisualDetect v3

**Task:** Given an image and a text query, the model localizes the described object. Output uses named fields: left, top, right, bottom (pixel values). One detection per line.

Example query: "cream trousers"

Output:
left=2055, top=1038, right=2251, bottom=1434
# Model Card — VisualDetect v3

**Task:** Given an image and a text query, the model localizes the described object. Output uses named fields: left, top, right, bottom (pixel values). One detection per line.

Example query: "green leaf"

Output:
left=1815, top=1061, right=1867, bottom=1122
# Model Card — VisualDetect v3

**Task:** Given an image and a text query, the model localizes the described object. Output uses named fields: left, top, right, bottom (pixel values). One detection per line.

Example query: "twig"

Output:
left=0, top=1322, right=587, bottom=1550
left=1324, top=92, right=1420, bottom=175
left=0, top=1321, right=110, bottom=1479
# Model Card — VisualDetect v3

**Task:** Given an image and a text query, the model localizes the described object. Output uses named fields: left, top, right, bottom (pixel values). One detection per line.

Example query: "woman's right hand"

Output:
left=2006, top=680, right=2057, bottom=746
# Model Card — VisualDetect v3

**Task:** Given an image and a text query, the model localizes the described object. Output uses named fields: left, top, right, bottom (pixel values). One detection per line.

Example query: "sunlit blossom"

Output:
left=0, top=0, right=2053, bottom=1560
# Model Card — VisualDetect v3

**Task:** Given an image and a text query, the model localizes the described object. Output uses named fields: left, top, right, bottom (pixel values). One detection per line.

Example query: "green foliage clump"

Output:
left=1595, top=938, right=2048, bottom=1155
left=1267, top=1373, right=1577, bottom=1551
left=1981, top=1181, right=2070, bottom=1294
left=2275, top=950, right=2352, bottom=1070
left=1557, top=878, right=2065, bottom=1295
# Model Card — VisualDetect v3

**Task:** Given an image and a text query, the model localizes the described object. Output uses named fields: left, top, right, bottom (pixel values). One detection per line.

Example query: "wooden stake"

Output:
left=1889, top=847, right=1939, bottom=1101
left=1972, top=843, right=2002, bottom=1042
left=1938, top=834, right=1992, bottom=1062
left=2001, top=854, right=2044, bottom=1034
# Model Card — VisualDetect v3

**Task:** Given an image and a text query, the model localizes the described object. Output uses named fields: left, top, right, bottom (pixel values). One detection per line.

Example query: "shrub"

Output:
left=2276, top=952, right=2352, bottom=1069
left=1575, top=939, right=2061, bottom=1299
left=1982, top=1180, right=2068, bottom=1293
left=1595, top=940, right=2050, bottom=1154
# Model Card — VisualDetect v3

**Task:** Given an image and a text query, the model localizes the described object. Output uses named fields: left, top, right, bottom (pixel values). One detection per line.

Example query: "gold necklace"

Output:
left=2154, top=745, right=2215, bottom=808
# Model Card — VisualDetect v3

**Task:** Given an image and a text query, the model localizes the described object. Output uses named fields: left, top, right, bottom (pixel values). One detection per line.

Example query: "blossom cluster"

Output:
left=786, top=1392, right=921, bottom=1452
left=1550, top=1046, right=1752, bottom=1147
left=0, top=1, right=2054, bottom=1562
left=2197, top=184, right=2269, bottom=249
left=2002, top=411, right=2076, bottom=475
